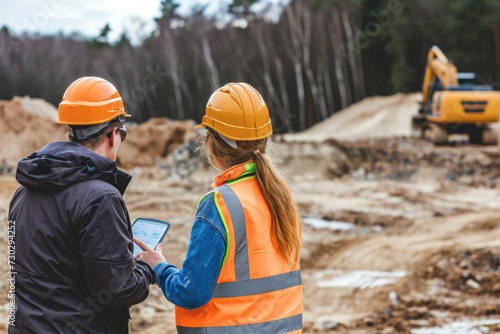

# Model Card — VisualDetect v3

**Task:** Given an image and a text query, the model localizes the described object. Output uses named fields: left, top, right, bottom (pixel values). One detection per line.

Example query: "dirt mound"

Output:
left=339, top=137, right=500, bottom=187
left=12, top=95, right=59, bottom=121
left=0, top=96, right=66, bottom=164
left=0, top=96, right=199, bottom=171
left=277, top=135, right=500, bottom=188
left=117, top=118, right=200, bottom=169
left=359, top=247, right=500, bottom=333
left=288, top=93, right=420, bottom=141
left=419, top=247, right=500, bottom=298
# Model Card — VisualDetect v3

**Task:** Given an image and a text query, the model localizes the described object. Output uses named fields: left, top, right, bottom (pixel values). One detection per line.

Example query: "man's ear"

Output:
left=109, top=127, right=116, bottom=148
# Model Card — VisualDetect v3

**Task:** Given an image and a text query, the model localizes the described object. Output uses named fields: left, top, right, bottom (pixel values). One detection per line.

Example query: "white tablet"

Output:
left=132, top=218, right=170, bottom=257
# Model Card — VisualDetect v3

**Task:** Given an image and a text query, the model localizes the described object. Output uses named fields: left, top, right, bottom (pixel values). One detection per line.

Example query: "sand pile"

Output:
left=13, top=95, right=61, bottom=121
left=0, top=96, right=199, bottom=172
left=117, top=118, right=200, bottom=169
left=288, top=93, right=420, bottom=141
left=0, top=96, right=66, bottom=164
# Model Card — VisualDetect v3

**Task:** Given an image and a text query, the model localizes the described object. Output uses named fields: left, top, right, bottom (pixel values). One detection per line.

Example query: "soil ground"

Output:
left=1, top=94, right=500, bottom=333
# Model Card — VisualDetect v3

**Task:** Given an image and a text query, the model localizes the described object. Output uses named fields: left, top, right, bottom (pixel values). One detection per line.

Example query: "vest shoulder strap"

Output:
left=216, top=184, right=250, bottom=280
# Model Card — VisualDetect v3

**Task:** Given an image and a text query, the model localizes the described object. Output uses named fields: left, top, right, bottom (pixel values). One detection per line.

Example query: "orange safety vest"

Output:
left=175, top=162, right=303, bottom=333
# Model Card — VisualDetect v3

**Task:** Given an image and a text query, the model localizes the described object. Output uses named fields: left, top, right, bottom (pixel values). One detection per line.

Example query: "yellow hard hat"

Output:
left=196, top=82, right=273, bottom=141
left=58, top=76, right=131, bottom=125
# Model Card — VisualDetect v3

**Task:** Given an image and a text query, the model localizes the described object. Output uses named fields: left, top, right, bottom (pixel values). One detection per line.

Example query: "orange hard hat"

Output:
left=58, top=76, right=130, bottom=125
left=196, top=82, right=272, bottom=141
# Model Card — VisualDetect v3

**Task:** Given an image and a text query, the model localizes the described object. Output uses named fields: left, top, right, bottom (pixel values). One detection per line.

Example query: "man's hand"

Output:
left=134, top=238, right=166, bottom=269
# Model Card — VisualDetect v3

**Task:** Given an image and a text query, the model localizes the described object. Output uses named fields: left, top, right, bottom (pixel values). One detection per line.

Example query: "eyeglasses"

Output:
left=106, top=125, right=127, bottom=142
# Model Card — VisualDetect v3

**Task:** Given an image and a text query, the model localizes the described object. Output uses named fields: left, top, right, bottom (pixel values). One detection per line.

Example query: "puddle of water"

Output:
left=303, top=217, right=355, bottom=231
left=316, top=270, right=407, bottom=289
left=303, top=217, right=383, bottom=234
left=411, top=319, right=500, bottom=334
left=312, top=269, right=344, bottom=279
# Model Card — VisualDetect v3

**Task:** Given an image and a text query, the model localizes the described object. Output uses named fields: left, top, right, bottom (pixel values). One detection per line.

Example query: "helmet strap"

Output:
left=69, top=116, right=127, bottom=141
left=68, top=121, right=109, bottom=141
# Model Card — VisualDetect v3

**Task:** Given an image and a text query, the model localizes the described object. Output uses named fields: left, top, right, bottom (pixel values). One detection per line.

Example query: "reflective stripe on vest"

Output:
left=177, top=314, right=302, bottom=334
left=213, top=269, right=302, bottom=298
left=218, top=185, right=250, bottom=281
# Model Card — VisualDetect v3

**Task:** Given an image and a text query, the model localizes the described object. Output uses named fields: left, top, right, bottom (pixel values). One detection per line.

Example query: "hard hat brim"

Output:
left=197, top=116, right=272, bottom=141
left=57, top=110, right=131, bottom=125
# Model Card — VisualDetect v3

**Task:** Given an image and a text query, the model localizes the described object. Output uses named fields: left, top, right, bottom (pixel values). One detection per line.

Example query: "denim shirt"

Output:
left=153, top=193, right=227, bottom=309
left=154, top=162, right=257, bottom=309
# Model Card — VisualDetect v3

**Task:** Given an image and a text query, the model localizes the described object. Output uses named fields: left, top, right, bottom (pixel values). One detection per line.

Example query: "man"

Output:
left=8, top=77, right=155, bottom=334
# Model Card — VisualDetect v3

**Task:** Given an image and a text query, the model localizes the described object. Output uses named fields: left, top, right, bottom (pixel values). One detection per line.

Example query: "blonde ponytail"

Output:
left=204, top=129, right=301, bottom=267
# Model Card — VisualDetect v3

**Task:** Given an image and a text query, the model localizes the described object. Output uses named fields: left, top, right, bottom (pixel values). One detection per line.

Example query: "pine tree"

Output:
left=159, top=0, right=180, bottom=21
left=85, top=23, right=112, bottom=49
left=440, top=0, right=500, bottom=81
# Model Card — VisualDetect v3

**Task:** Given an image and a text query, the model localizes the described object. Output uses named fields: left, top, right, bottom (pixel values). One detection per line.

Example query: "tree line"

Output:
left=0, top=0, right=499, bottom=132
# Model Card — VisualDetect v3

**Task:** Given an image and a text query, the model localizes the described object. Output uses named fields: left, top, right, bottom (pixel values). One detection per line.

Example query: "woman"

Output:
left=135, top=82, right=303, bottom=333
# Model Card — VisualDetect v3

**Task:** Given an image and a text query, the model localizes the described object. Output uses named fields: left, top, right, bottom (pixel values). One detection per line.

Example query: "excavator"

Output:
left=413, top=46, right=500, bottom=144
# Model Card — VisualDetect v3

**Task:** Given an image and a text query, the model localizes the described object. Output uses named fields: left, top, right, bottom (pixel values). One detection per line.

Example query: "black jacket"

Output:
left=8, top=141, right=155, bottom=334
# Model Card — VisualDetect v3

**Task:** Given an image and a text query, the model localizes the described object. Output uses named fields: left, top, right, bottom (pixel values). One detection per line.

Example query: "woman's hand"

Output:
left=134, top=237, right=166, bottom=269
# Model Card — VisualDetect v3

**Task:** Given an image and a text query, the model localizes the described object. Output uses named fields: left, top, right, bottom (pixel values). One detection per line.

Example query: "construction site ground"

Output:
left=1, top=94, right=500, bottom=333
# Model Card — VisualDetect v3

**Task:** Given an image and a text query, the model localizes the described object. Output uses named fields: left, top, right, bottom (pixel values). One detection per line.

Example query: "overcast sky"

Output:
left=1, top=0, right=286, bottom=43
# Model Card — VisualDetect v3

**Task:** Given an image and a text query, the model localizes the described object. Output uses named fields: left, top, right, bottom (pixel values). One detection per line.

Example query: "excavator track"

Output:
left=421, top=122, right=448, bottom=144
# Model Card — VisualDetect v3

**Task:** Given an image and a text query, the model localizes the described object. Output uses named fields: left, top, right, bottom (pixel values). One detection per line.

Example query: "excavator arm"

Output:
left=421, top=46, right=458, bottom=113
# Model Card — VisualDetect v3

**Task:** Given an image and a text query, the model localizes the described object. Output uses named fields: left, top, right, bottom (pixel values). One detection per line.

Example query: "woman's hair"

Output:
left=204, top=128, right=301, bottom=268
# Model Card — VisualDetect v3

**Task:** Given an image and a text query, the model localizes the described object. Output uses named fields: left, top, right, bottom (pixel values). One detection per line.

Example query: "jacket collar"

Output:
left=213, top=161, right=255, bottom=188
left=16, top=141, right=132, bottom=195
